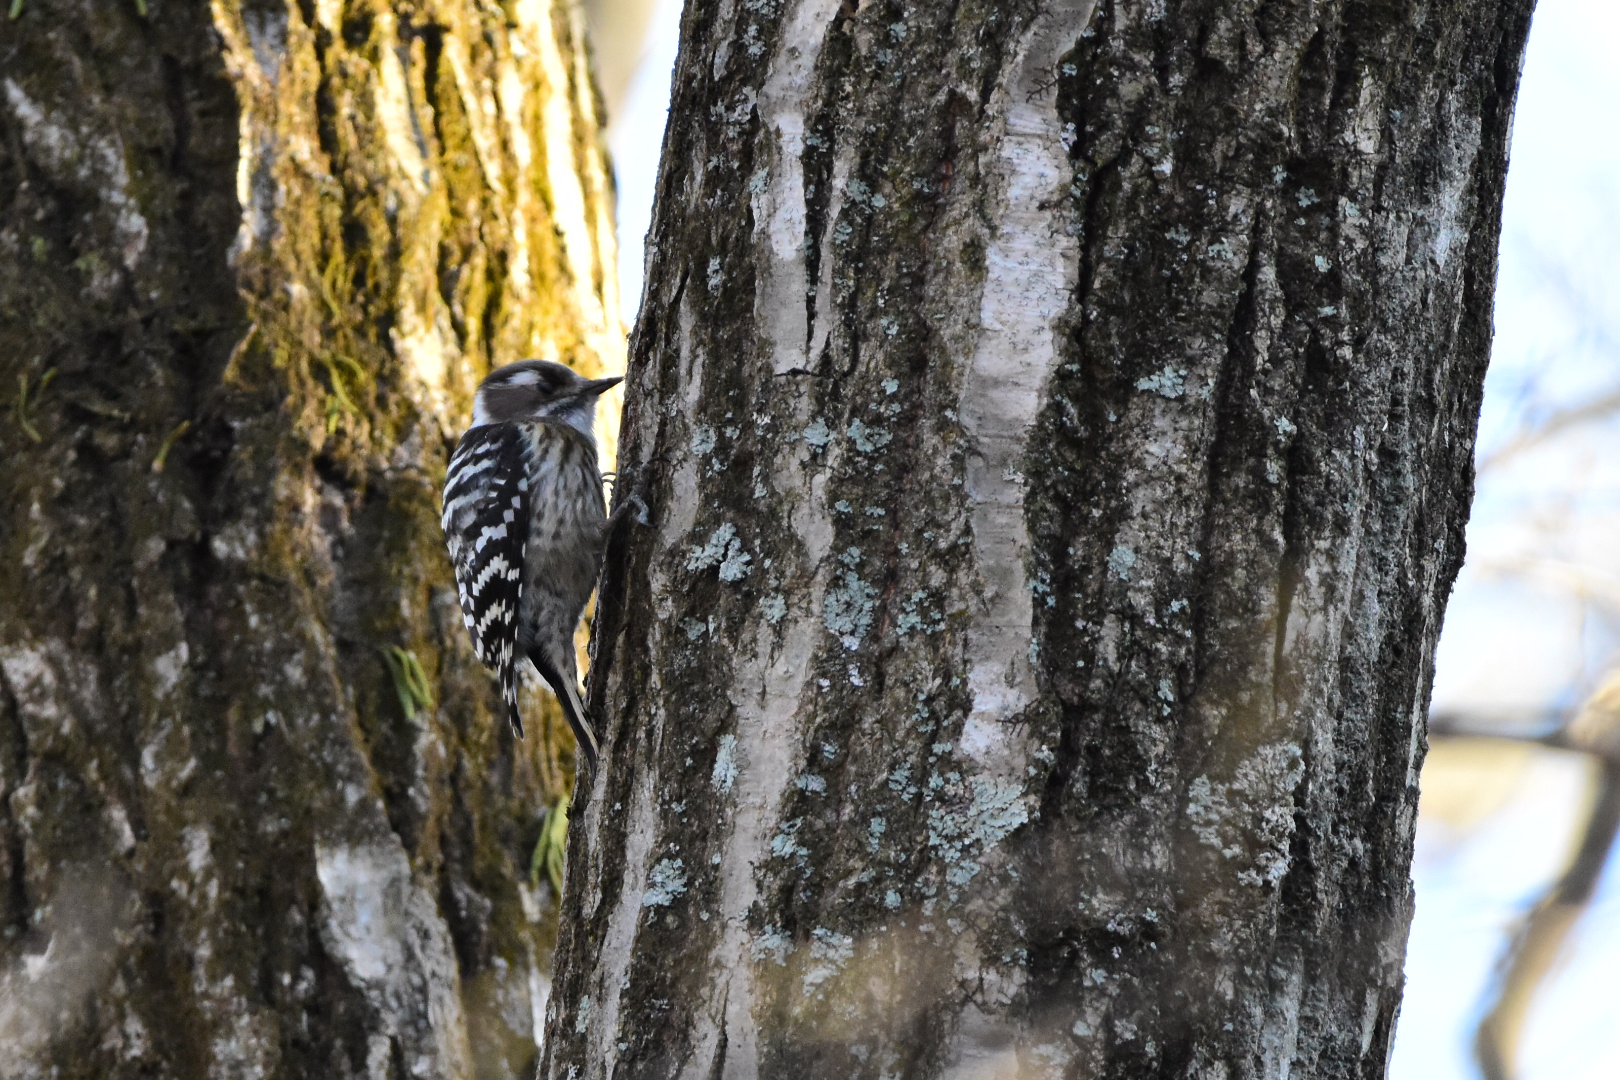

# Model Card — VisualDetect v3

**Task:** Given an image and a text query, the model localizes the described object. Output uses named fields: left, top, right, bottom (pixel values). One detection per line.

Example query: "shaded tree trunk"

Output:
left=0, top=1, right=619, bottom=1075
left=547, top=1, right=1534, bottom=1078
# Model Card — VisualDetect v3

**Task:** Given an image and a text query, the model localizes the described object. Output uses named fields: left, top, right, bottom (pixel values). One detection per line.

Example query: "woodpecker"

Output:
left=441, top=359, right=623, bottom=778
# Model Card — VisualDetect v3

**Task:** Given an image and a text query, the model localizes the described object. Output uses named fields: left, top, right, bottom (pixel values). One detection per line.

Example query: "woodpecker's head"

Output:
left=471, top=360, right=623, bottom=435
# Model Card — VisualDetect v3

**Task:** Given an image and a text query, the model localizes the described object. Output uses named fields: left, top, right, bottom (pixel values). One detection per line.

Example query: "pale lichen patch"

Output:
left=1, top=79, right=149, bottom=274
left=686, top=523, right=753, bottom=582
left=640, top=859, right=688, bottom=908
left=711, top=734, right=740, bottom=793
left=314, top=839, right=472, bottom=1074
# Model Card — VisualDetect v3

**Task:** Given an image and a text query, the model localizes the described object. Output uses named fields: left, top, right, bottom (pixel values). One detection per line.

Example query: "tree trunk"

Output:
left=546, top=1, right=1534, bottom=1078
left=0, top=1, right=619, bottom=1076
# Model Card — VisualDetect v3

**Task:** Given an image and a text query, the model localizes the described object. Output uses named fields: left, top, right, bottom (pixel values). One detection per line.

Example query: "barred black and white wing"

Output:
left=442, top=424, right=531, bottom=736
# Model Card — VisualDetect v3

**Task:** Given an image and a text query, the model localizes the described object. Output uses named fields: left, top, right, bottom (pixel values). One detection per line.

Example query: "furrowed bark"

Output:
left=0, top=1, right=619, bottom=1075
left=547, top=1, right=1534, bottom=1078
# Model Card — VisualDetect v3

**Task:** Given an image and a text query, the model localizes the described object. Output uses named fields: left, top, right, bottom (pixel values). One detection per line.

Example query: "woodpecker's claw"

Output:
left=608, top=465, right=652, bottom=529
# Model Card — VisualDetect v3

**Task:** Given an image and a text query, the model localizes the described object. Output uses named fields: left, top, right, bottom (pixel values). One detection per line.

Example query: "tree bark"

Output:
left=0, top=1, right=619, bottom=1076
left=546, top=1, right=1534, bottom=1078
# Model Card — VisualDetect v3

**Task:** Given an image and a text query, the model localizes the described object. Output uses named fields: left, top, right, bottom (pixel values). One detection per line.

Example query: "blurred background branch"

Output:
left=1473, top=761, right=1620, bottom=1080
left=1477, top=389, right=1620, bottom=475
left=1431, top=671, right=1620, bottom=1080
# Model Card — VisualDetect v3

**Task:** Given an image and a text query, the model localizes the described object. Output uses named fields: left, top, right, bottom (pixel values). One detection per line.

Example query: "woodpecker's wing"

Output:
left=442, top=423, right=530, bottom=736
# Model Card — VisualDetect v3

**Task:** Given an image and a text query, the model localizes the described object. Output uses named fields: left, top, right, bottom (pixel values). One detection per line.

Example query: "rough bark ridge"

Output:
left=0, top=1, right=619, bottom=1076
left=547, top=1, right=1533, bottom=1078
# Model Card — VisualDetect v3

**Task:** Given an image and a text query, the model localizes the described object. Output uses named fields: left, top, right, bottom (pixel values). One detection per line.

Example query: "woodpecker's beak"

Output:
left=580, top=375, right=623, bottom=397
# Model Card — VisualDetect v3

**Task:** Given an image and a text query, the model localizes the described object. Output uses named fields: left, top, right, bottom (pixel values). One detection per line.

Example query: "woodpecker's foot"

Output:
left=609, top=465, right=652, bottom=528
left=610, top=490, right=649, bottom=529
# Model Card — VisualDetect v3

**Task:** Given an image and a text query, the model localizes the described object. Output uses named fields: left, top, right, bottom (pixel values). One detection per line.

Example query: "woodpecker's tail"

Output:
left=527, top=647, right=600, bottom=781
left=502, top=660, right=525, bottom=739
